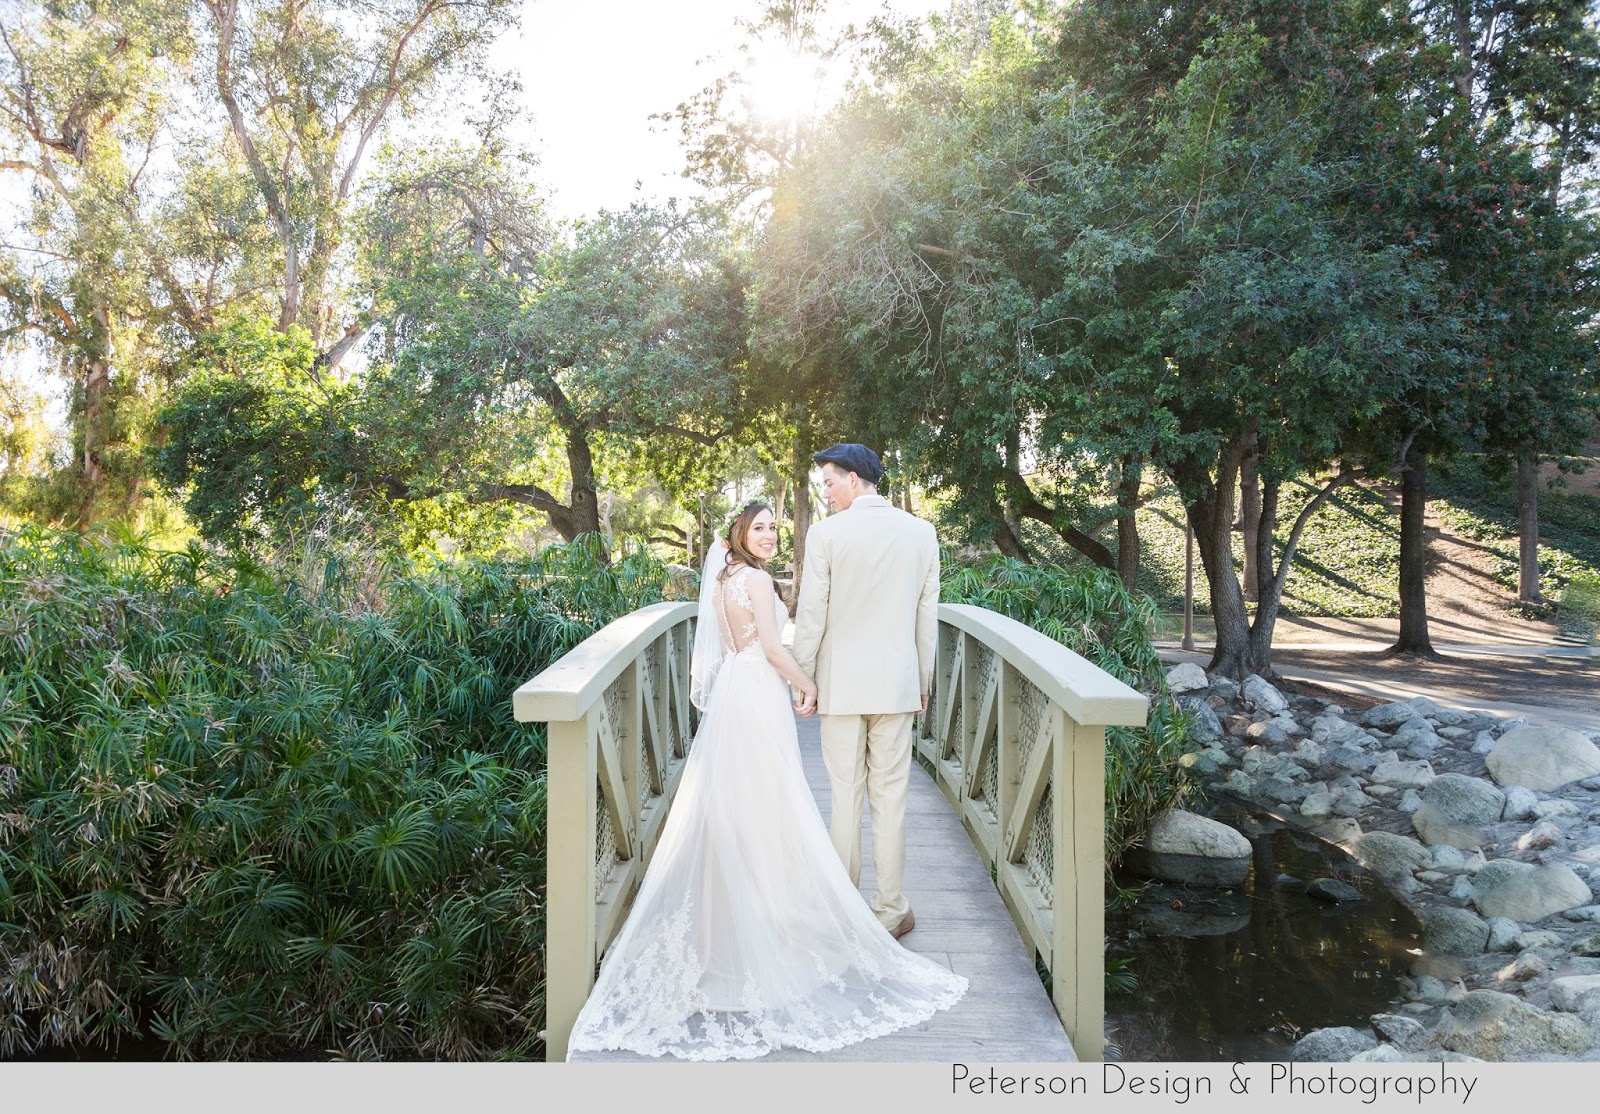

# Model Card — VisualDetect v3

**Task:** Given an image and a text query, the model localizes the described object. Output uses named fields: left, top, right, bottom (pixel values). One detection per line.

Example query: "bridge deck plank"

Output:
left=569, top=712, right=1077, bottom=1063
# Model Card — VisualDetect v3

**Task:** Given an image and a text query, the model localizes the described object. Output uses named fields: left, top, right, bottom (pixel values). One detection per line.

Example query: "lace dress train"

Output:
left=566, top=566, right=967, bottom=1060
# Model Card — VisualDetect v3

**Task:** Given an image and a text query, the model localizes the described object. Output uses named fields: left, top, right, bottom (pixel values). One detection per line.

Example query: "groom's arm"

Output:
left=915, top=529, right=940, bottom=707
left=791, top=527, right=830, bottom=679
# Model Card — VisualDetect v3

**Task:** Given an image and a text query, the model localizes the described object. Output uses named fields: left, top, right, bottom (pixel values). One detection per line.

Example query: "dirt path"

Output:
left=1152, top=472, right=1600, bottom=725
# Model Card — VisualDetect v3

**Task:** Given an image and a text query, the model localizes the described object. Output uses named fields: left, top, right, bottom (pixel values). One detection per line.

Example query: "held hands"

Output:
left=794, top=680, right=818, bottom=717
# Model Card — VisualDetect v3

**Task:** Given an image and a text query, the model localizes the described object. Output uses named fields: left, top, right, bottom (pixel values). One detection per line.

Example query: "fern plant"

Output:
left=0, top=526, right=661, bottom=1060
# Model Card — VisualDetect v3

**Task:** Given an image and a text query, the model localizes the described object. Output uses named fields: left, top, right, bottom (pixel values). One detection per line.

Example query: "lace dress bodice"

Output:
left=716, top=565, right=760, bottom=654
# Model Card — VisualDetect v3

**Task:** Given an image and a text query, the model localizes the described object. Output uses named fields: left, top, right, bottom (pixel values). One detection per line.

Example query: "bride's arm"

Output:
left=747, top=570, right=818, bottom=705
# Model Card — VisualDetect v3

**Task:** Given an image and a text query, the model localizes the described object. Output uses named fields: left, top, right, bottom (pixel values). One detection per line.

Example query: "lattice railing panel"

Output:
left=1016, top=675, right=1048, bottom=777
left=1023, top=780, right=1055, bottom=906
left=595, top=780, right=621, bottom=900
left=638, top=641, right=662, bottom=810
left=946, top=665, right=965, bottom=776
left=976, top=720, right=1000, bottom=819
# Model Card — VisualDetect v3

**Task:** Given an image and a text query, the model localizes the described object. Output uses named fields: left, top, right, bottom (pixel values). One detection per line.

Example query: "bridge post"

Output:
left=1055, top=718, right=1106, bottom=1062
left=543, top=715, right=597, bottom=1063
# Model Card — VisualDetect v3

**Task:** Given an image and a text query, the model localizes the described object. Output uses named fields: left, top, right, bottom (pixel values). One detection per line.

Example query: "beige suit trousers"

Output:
left=820, top=711, right=914, bottom=930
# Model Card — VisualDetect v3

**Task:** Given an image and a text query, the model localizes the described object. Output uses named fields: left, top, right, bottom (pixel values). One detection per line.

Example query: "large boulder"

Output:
left=1422, top=906, right=1490, bottom=957
left=1351, top=1044, right=1408, bottom=1063
left=1311, top=715, right=1367, bottom=746
left=1370, top=1014, right=1428, bottom=1053
left=1242, top=675, right=1290, bottom=715
left=1516, top=821, right=1563, bottom=852
left=1352, top=831, right=1430, bottom=884
left=1363, top=699, right=1428, bottom=729
left=1549, top=975, right=1600, bottom=1013
left=1291, top=1026, right=1378, bottom=1062
left=1411, top=774, right=1506, bottom=850
left=1176, top=696, right=1224, bottom=739
left=1434, top=991, right=1595, bottom=1060
left=1322, top=745, right=1378, bottom=775
left=1469, top=860, right=1594, bottom=922
left=1486, top=727, right=1600, bottom=791
left=1135, top=903, right=1252, bottom=938
left=1485, top=917, right=1523, bottom=952
left=1126, top=809, right=1253, bottom=888
left=1165, top=662, right=1210, bottom=694
left=1501, top=785, right=1539, bottom=822
left=1310, top=817, right=1363, bottom=846
left=1307, top=877, right=1363, bottom=903
left=1371, top=760, right=1436, bottom=789
left=1299, top=786, right=1334, bottom=820
left=1572, top=930, right=1600, bottom=958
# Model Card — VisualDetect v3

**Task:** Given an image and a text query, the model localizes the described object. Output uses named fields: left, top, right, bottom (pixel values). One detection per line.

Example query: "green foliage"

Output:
left=153, top=316, right=349, bottom=545
left=1135, top=480, right=1406, bottom=619
left=0, top=528, right=664, bottom=1059
left=1559, top=571, right=1600, bottom=645
left=1433, top=457, right=1600, bottom=624
left=0, top=371, right=58, bottom=514
left=940, top=555, right=1192, bottom=864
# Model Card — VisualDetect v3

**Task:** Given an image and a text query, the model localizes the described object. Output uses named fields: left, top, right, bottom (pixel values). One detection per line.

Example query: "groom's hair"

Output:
left=813, top=443, right=884, bottom=486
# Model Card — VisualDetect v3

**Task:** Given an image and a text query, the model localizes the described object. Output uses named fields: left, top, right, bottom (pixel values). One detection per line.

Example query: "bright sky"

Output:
left=506, top=0, right=949, bottom=220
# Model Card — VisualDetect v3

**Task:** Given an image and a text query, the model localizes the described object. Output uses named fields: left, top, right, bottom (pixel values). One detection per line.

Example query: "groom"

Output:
left=792, top=443, right=940, bottom=941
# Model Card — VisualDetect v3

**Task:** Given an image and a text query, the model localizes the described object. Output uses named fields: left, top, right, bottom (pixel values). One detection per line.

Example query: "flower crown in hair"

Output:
left=723, top=498, right=767, bottom=535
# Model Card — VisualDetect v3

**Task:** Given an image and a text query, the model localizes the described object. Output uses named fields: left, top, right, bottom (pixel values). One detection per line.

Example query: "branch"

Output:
left=333, top=0, right=452, bottom=205
left=318, top=318, right=373, bottom=373
left=1001, top=466, right=1116, bottom=569
left=207, top=1, right=287, bottom=227
left=1395, top=422, right=1425, bottom=472
left=1264, top=468, right=1357, bottom=603
left=654, top=421, right=740, bottom=447
left=471, top=481, right=569, bottom=516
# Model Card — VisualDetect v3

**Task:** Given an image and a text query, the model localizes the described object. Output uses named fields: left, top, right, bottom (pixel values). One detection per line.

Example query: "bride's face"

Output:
left=745, top=508, right=778, bottom=560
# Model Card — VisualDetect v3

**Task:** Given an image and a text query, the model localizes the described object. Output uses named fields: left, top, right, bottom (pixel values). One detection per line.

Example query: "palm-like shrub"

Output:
left=941, top=556, right=1193, bottom=864
left=0, top=528, right=663, bottom=1060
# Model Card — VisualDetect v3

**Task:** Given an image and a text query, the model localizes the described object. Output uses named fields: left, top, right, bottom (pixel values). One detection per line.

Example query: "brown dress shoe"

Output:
left=889, top=911, right=916, bottom=940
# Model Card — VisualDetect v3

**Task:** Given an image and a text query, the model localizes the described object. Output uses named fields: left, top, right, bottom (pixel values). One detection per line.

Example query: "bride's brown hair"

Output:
left=720, top=500, right=772, bottom=581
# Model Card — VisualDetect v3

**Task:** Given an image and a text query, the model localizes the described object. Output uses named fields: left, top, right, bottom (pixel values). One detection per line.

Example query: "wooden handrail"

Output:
left=514, top=600, right=698, bottom=1062
left=918, top=604, right=1148, bottom=1061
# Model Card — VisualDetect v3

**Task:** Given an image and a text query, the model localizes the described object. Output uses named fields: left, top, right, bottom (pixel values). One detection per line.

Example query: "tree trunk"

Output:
left=564, top=427, right=603, bottom=541
left=75, top=298, right=114, bottom=528
left=992, top=515, right=1033, bottom=562
left=1180, top=448, right=1253, bottom=679
left=1116, top=459, right=1141, bottom=592
left=1245, top=477, right=1281, bottom=671
left=1240, top=437, right=1261, bottom=602
left=1391, top=444, right=1435, bottom=655
left=1452, top=1, right=1477, bottom=102
left=1517, top=456, right=1541, bottom=603
left=788, top=429, right=812, bottom=616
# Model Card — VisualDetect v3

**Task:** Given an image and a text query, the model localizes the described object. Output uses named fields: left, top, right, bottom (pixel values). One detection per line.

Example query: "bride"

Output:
left=566, top=500, right=968, bottom=1060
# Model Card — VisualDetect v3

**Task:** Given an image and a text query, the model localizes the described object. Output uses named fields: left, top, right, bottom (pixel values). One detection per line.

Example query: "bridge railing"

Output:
left=918, top=605, right=1148, bottom=1061
left=513, top=601, right=699, bottom=1063
left=515, top=600, right=1147, bottom=1062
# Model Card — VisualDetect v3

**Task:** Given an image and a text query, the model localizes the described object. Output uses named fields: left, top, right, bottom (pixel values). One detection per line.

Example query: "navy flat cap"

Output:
left=812, top=443, right=884, bottom=484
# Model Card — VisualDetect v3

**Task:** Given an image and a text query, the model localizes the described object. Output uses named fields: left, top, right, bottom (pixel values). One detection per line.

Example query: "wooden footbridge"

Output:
left=515, top=603, right=1148, bottom=1062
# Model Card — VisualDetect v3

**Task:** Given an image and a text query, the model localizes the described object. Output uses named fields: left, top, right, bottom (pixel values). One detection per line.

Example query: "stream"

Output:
left=1106, top=802, right=1424, bottom=1061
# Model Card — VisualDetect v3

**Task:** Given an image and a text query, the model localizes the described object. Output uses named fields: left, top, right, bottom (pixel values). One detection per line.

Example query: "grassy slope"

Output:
left=1015, top=458, right=1600, bottom=628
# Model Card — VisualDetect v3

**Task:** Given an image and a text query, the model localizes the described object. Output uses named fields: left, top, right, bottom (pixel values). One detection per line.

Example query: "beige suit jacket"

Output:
left=792, top=494, right=940, bottom=716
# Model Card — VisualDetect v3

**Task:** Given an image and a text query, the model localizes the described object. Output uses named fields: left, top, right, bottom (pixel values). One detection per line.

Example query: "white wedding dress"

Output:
left=566, top=554, right=968, bottom=1061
